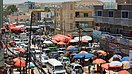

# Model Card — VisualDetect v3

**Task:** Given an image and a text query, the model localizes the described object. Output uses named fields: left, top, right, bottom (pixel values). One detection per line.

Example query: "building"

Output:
left=54, top=0, right=103, bottom=34
left=9, top=15, right=30, bottom=23
left=116, top=0, right=132, bottom=4
left=94, top=3, right=132, bottom=55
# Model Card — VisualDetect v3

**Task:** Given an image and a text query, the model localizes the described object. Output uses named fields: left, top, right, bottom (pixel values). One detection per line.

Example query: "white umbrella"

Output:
left=109, top=61, right=122, bottom=67
left=74, top=36, right=92, bottom=41
left=70, top=39, right=78, bottom=42
left=43, top=41, right=53, bottom=44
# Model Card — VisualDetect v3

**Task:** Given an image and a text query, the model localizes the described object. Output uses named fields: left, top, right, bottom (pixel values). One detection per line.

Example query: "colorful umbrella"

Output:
left=66, top=46, right=75, bottom=51
left=93, top=59, right=106, bottom=64
left=122, top=61, right=130, bottom=69
left=81, top=40, right=88, bottom=42
left=13, top=57, right=20, bottom=62
left=118, top=70, right=130, bottom=74
left=68, top=48, right=78, bottom=52
left=73, top=53, right=94, bottom=59
left=57, top=41, right=63, bottom=45
left=79, top=51, right=88, bottom=54
left=14, top=59, right=26, bottom=67
left=113, top=54, right=122, bottom=59
left=101, top=63, right=110, bottom=70
left=109, top=61, right=122, bottom=68
left=120, top=57, right=129, bottom=62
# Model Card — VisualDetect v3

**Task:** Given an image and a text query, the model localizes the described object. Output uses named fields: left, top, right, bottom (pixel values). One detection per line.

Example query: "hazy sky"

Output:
left=3, top=0, right=115, bottom=4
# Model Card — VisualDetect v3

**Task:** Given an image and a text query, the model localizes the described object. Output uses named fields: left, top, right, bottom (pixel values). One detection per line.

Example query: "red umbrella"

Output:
left=18, top=49, right=26, bottom=53
left=101, top=63, right=110, bottom=70
left=93, top=59, right=106, bottom=64
left=14, top=59, right=26, bottom=67
left=118, top=70, right=130, bottom=74
left=82, top=40, right=88, bottom=42
left=13, top=57, right=20, bottom=62
left=57, top=42, right=65, bottom=45
left=1, top=27, right=6, bottom=30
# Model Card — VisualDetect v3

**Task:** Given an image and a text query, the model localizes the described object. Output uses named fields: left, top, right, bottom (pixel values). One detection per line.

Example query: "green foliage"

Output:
left=3, top=5, right=18, bottom=16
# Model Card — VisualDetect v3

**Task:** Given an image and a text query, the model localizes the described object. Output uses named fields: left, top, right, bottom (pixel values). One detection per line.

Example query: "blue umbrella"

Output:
left=120, top=57, right=130, bottom=62
left=73, top=53, right=94, bottom=59
left=29, top=62, right=35, bottom=67
left=68, top=48, right=78, bottom=52
left=36, top=38, right=44, bottom=41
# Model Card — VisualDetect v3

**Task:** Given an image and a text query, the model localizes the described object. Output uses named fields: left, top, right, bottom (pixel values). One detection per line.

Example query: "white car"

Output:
left=61, top=57, right=70, bottom=65
left=66, top=63, right=83, bottom=74
left=41, top=56, right=49, bottom=67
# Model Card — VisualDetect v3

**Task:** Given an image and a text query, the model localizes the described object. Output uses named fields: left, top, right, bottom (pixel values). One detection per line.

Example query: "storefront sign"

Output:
left=129, top=50, right=132, bottom=68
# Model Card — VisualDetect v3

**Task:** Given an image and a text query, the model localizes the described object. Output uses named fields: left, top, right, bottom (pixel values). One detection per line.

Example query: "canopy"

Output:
left=118, top=70, right=130, bottom=74
left=109, top=61, right=122, bottom=68
left=74, top=35, right=92, bottom=41
left=14, top=59, right=26, bottom=67
left=57, top=42, right=65, bottom=45
left=43, top=41, right=53, bottom=44
left=66, top=46, right=75, bottom=51
left=68, top=48, right=78, bottom=52
left=73, top=53, right=94, bottom=59
left=93, top=59, right=106, bottom=64
left=120, top=57, right=129, bottom=62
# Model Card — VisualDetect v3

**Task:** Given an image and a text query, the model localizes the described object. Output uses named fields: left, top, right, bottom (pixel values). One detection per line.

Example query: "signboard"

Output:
left=129, top=50, right=132, bottom=68
left=103, top=2, right=117, bottom=9
left=92, top=30, right=102, bottom=39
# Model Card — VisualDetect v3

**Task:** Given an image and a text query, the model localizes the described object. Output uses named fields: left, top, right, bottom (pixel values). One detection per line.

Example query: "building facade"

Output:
left=94, top=3, right=132, bottom=55
left=116, top=0, right=132, bottom=4
left=54, top=0, right=103, bottom=34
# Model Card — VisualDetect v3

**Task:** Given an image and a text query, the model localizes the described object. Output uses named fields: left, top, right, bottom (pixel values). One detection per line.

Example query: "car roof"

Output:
left=48, top=59, right=63, bottom=66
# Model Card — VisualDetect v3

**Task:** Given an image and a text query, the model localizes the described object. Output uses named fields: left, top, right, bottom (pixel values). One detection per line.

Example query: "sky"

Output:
left=3, top=0, right=115, bottom=4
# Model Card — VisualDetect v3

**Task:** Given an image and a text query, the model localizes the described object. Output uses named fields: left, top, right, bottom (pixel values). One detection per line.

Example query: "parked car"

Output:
left=60, top=57, right=70, bottom=67
left=66, top=63, right=83, bottom=74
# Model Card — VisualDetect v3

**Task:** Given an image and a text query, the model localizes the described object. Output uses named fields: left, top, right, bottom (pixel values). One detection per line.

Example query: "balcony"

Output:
left=94, top=16, right=103, bottom=23
left=75, top=17, right=93, bottom=22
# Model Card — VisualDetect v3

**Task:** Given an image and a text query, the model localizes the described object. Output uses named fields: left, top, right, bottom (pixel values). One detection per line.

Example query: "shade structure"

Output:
left=36, top=38, right=44, bottom=41
left=113, top=54, right=122, bottom=59
left=120, top=57, right=129, bottom=62
left=73, top=53, right=94, bottom=59
left=118, top=70, right=130, bottom=74
left=79, top=51, right=88, bottom=54
left=14, top=59, right=26, bottom=67
left=66, top=46, right=75, bottom=51
left=68, top=48, right=78, bottom=52
left=97, top=50, right=107, bottom=56
left=51, top=40, right=58, bottom=44
left=43, top=41, right=53, bottom=44
left=93, top=59, right=106, bottom=64
left=122, top=61, right=130, bottom=69
left=81, top=40, right=88, bottom=42
left=70, top=39, right=78, bottom=43
left=13, top=57, right=20, bottom=62
left=29, top=62, right=35, bottom=68
left=109, top=61, right=122, bottom=68
left=57, top=42, right=65, bottom=45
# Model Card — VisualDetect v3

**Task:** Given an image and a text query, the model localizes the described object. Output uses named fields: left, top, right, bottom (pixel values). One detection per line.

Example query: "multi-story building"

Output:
left=94, top=3, right=132, bottom=55
left=55, top=0, right=103, bottom=34
left=116, top=0, right=132, bottom=4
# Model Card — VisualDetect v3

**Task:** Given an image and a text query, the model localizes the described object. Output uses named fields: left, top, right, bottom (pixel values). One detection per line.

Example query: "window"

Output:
left=97, top=11, right=102, bottom=16
left=70, top=14, right=72, bottom=19
left=70, top=4, right=73, bottom=10
left=84, top=13, right=88, bottom=17
left=109, top=11, right=113, bottom=17
left=122, top=11, right=128, bottom=18
left=75, top=12, right=80, bottom=17
left=70, top=24, right=73, bottom=29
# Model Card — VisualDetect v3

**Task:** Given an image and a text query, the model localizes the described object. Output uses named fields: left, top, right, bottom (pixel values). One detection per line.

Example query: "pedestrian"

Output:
left=31, top=68, right=34, bottom=74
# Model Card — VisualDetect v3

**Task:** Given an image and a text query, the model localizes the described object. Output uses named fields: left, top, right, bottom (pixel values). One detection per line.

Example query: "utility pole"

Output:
left=0, top=0, right=3, bottom=40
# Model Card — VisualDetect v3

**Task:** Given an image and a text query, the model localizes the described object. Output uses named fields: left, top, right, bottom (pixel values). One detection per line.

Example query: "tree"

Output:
left=3, top=5, right=18, bottom=16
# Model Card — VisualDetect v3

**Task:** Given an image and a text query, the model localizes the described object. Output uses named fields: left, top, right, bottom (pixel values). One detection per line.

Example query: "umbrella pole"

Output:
left=20, top=53, right=21, bottom=74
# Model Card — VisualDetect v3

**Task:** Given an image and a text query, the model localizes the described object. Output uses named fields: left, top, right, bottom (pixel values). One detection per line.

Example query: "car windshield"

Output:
left=75, top=66, right=82, bottom=69
left=63, top=59, right=69, bottom=62
left=44, top=57, right=48, bottom=60
left=55, top=66, right=64, bottom=70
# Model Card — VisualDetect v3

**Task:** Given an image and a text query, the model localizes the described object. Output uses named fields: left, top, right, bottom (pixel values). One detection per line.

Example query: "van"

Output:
left=46, top=59, right=65, bottom=74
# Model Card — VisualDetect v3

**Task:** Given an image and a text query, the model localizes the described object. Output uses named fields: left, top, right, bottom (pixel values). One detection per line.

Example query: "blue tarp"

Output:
left=73, top=53, right=94, bottom=59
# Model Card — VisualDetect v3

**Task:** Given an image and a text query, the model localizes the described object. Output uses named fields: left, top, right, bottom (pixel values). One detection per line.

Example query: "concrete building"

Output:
left=116, top=0, right=132, bottom=4
left=54, top=0, right=103, bottom=34
left=9, top=15, right=30, bottom=23
left=94, top=3, right=132, bottom=54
